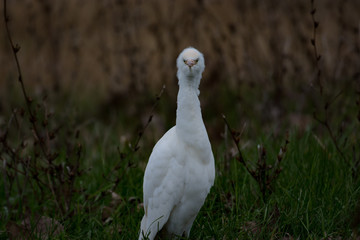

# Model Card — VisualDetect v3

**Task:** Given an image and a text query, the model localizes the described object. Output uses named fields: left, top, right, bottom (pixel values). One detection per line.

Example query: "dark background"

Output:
left=1, top=0, right=359, bottom=146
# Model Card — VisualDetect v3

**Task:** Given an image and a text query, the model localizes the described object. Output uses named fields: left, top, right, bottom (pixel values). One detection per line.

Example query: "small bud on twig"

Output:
left=13, top=44, right=20, bottom=53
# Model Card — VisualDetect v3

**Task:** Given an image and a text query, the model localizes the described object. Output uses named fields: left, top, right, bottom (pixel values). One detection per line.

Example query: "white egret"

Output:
left=139, top=47, right=215, bottom=240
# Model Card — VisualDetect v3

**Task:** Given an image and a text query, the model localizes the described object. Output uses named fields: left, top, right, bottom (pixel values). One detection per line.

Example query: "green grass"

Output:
left=1, top=126, right=359, bottom=239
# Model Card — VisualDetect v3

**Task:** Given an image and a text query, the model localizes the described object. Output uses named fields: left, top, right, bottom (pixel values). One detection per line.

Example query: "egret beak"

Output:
left=185, top=59, right=196, bottom=68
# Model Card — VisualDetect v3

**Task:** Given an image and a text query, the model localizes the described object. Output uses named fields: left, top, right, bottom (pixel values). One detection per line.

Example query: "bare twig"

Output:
left=132, top=84, right=166, bottom=152
left=310, top=0, right=322, bottom=94
left=104, top=85, right=166, bottom=191
left=222, top=114, right=257, bottom=179
left=3, top=0, right=83, bottom=218
left=1, top=157, right=10, bottom=209
left=310, top=0, right=348, bottom=166
left=222, top=114, right=289, bottom=202
left=3, top=0, right=50, bottom=161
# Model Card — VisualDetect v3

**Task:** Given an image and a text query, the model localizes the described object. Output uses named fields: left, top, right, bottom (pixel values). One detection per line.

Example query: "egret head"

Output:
left=177, top=47, right=205, bottom=79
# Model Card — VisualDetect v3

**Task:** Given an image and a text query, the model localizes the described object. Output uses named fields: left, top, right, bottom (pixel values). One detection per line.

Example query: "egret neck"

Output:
left=176, top=75, right=210, bottom=161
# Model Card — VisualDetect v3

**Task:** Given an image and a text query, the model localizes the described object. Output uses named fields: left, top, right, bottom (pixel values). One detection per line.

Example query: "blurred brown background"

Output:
left=1, top=0, right=360, bottom=143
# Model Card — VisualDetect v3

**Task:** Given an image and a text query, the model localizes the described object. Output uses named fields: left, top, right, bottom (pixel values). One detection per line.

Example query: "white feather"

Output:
left=139, top=47, right=215, bottom=240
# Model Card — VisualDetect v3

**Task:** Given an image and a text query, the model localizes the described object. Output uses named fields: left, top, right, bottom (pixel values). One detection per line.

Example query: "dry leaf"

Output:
left=128, top=196, right=139, bottom=203
left=6, top=216, right=63, bottom=240
left=137, top=202, right=144, bottom=211
left=102, top=206, right=114, bottom=223
left=22, top=216, right=64, bottom=240
left=109, top=190, right=123, bottom=206
left=6, top=221, right=29, bottom=240
left=241, top=221, right=261, bottom=235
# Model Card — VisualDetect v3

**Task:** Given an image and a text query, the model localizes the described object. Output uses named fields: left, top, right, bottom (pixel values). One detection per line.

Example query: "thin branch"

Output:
left=47, top=172, right=64, bottom=217
left=1, top=157, right=10, bottom=209
left=132, top=84, right=166, bottom=152
left=310, top=0, right=323, bottom=94
left=310, top=0, right=348, bottom=165
left=222, top=114, right=257, bottom=179
left=3, top=0, right=49, bottom=160
left=313, top=112, right=347, bottom=164
left=102, top=85, right=166, bottom=192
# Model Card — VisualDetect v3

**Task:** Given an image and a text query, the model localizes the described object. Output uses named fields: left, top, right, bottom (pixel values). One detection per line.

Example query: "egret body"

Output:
left=139, top=47, right=215, bottom=239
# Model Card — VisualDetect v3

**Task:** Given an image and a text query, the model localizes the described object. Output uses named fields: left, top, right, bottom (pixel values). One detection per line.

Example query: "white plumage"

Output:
left=138, top=47, right=215, bottom=239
